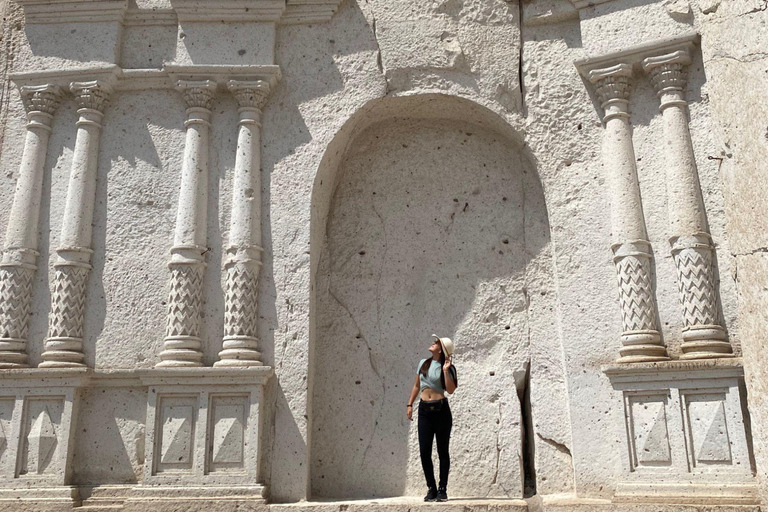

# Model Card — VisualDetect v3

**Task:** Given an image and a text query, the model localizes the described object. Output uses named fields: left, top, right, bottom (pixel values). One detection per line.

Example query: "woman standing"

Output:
left=407, top=334, right=458, bottom=502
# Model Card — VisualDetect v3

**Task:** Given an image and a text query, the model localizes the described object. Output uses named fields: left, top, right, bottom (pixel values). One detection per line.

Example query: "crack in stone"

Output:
left=732, top=247, right=768, bottom=257
left=327, top=278, right=386, bottom=470
left=517, top=0, right=526, bottom=115
left=536, top=432, right=572, bottom=457
left=362, top=0, right=384, bottom=75
left=736, top=0, right=768, bottom=16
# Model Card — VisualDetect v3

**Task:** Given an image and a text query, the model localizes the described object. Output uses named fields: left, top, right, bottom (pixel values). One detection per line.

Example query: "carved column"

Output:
left=214, top=80, right=271, bottom=367
left=589, top=64, right=668, bottom=363
left=157, top=80, right=216, bottom=368
left=643, top=50, right=732, bottom=359
left=0, top=85, right=62, bottom=368
left=41, top=81, right=111, bottom=368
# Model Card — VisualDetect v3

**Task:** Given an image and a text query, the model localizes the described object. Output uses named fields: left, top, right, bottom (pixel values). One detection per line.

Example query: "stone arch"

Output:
left=308, top=94, right=555, bottom=499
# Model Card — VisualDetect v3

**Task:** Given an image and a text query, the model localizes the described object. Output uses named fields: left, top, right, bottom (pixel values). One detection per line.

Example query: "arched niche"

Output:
left=308, top=94, right=554, bottom=499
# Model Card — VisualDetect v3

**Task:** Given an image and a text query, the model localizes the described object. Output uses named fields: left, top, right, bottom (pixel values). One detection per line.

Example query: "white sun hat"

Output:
left=431, top=334, right=454, bottom=357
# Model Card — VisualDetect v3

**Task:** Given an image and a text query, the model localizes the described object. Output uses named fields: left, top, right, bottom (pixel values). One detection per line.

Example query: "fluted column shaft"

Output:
left=41, top=81, right=111, bottom=368
left=158, top=80, right=216, bottom=368
left=643, top=50, right=732, bottom=359
left=215, top=80, right=271, bottom=367
left=0, top=85, right=62, bottom=368
left=589, top=64, right=668, bottom=363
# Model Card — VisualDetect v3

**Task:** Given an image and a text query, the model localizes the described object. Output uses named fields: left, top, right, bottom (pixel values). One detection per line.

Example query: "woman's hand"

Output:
left=407, top=405, right=413, bottom=421
left=443, top=356, right=452, bottom=373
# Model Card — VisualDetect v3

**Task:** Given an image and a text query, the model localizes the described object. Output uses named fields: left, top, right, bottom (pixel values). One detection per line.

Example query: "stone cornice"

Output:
left=604, top=357, right=743, bottom=383
left=574, top=32, right=699, bottom=78
left=15, top=0, right=129, bottom=24
left=18, top=0, right=344, bottom=26
left=0, top=366, right=274, bottom=387
left=170, top=0, right=286, bottom=22
left=567, top=0, right=615, bottom=10
left=281, top=0, right=344, bottom=24
left=11, top=65, right=282, bottom=94
left=122, top=8, right=177, bottom=26
left=165, top=65, right=282, bottom=91
left=10, top=65, right=121, bottom=91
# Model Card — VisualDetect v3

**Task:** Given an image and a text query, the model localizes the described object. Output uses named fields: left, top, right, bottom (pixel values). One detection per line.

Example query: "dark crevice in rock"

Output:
left=516, top=359, right=536, bottom=497
left=517, top=0, right=527, bottom=115
left=536, top=432, right=572, bottom=457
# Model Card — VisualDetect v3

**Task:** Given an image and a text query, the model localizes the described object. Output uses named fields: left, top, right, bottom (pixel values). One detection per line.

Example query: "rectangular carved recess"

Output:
left=682, top=390, right=733, bottom=467
left=0, top=399, right=13, bottom=470
left=207, top=395, right=248, bottom=473
left=625, top=392, right=672, bottom=469
left=155, top=396, right=197, bottom=474
left=20, top=398, right=64, bottom=477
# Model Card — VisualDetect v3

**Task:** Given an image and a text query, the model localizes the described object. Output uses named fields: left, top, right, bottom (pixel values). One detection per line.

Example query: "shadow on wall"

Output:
left=308, top=94, right=553, bottom=499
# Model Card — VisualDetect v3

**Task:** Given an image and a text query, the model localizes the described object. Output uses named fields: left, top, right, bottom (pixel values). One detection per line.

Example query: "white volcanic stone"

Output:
left=0, top=0, right=764, bottom=508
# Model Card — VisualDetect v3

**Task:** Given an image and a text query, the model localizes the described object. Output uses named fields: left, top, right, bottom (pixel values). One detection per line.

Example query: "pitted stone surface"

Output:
left=0, top=0, right=764, bottom=507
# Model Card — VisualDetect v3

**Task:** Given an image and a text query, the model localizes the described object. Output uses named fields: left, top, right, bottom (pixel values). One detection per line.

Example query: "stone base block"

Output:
left=605, top=358, right=757, bottom=505
left=0, top=485, right=80, bottom=511
left=614, top=482, right=759, bottom=504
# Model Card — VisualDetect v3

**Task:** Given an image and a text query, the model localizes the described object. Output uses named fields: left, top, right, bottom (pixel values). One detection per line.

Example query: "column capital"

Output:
left=227, top=80, right=272, bottom=111
left=70, top=80, right=113, bottom=112
left=176, top=80, right=217, bottom=110
left=643, top=49, right=691, bottom=98
left=589, top=63, right=633, bottom=105
left=20, top=84, right=63, bottom=116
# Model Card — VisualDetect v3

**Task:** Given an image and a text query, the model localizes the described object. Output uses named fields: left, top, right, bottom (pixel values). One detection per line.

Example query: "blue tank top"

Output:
left=418, top=358, right=444, bottom=394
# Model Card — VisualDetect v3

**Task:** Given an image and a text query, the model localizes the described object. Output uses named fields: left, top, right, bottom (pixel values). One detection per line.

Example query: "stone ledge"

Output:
left=574, top=33, right=699, bottom=77
left=0, top=366, right=274, bottom=386
left=603, top=357, right=743, bottom=383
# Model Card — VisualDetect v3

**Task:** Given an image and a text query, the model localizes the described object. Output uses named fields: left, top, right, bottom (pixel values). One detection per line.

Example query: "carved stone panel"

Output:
left=207, top=395, right=247, bottom=472
left=20, top=398, right=63, bottom=476
left=683, top=391, right=733, bottom=466
left=626, top=393, right=672, bottom=469
left=607, top=360, right=756, bottom=503
left=155, top=396, right=196, bottom=473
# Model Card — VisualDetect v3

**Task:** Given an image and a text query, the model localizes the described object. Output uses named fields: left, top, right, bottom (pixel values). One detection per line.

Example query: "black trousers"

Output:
left=417, top=398, right=452, bottom=489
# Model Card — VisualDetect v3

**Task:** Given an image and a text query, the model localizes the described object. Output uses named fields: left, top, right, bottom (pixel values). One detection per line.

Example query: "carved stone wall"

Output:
left=0, top=0, right=763, bottom=509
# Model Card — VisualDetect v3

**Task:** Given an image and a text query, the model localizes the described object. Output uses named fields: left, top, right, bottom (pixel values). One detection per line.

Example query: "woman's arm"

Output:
left=407, top=374, right=419, bottom=421
left=443, top=357, right=457, bottom=394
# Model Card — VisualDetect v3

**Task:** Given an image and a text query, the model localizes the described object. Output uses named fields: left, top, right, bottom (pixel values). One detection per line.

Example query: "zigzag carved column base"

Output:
left=672, top=233, right=733, bottom=359
left=158, top=246, right=206, bottom=368
left=613, top=240, right=669, bottom=363
left=0, top=259, right=35, bottom=368
left=216, top=245, right=263, bottom=367
left=41, top=249, right=91, bottom=368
